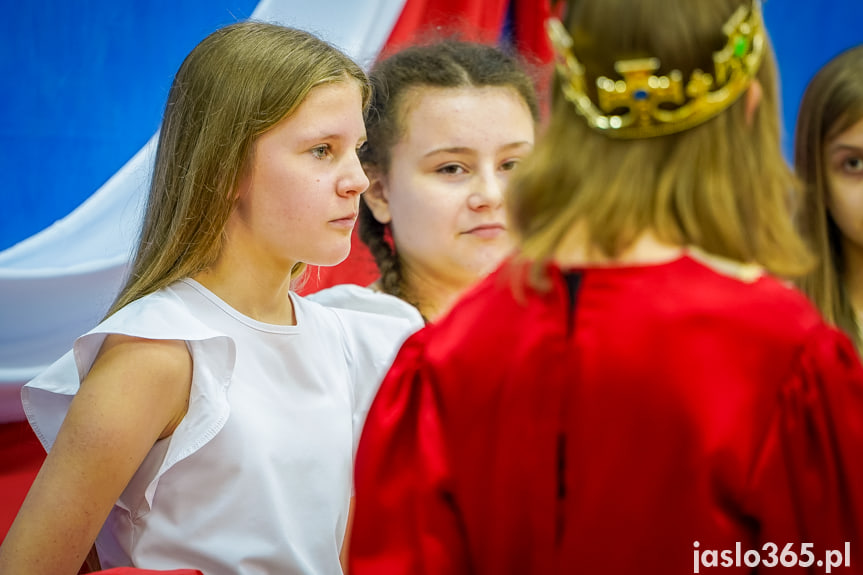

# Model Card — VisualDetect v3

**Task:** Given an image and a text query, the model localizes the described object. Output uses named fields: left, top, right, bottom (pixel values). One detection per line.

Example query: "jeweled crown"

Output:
left=546, top=0, right=765, bottom=139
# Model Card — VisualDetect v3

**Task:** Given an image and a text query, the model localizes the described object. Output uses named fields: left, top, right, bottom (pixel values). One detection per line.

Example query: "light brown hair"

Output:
left=108, top=22, right=370, bottom=316
left=509, top=0, right=811, bottom=286
left=795, top=45, right=863, bottom=346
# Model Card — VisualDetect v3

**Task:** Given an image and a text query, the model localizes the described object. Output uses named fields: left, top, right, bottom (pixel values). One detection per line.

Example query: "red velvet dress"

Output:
left=350, top=254, right=863, bottom=575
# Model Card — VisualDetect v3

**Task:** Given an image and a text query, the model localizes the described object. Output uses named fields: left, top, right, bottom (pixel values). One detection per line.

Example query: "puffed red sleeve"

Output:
left=349, top=329, right=471, bottom=575
left=746, top=325, right=863, bottom=570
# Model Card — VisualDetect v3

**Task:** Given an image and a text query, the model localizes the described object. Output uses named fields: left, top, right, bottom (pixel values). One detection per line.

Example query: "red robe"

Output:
left=350, top=254, right=863, bottom=574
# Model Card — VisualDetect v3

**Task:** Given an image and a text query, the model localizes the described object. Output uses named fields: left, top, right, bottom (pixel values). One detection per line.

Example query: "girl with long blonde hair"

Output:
left=0, top=21, right=413, bottom=575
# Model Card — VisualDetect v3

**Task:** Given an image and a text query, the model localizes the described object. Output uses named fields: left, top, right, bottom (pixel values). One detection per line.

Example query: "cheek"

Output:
left=827, top=179, right=863, bottom=237
left=391, top=201, right=447, bottom=246
left=389, top=183, right=460, bottom=234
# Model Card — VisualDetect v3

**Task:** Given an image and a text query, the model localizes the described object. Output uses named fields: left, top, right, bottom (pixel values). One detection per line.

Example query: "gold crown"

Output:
left=546, top=0, right=765, bottom=139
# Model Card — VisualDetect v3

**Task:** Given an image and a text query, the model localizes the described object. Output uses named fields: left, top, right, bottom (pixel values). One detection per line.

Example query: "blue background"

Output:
left=0, top=1, right=258, bottom=251
left=1, top=0, right=861, bottom=251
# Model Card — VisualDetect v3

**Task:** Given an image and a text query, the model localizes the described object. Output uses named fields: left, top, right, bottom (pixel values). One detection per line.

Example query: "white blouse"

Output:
left=23, top=279, right=417, bottom=574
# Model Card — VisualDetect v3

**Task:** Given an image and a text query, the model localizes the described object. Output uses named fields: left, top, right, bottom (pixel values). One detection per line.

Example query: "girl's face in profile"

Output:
left=230, top=79, right=369, bottom=271
left=826, top=116, right=863, bottom=254
left=367, top=85, right=535, bottom=290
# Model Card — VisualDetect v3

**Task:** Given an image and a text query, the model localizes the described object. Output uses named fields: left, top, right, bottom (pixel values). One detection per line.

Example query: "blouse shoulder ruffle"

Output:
left=22, top=286, right=237, bottom=514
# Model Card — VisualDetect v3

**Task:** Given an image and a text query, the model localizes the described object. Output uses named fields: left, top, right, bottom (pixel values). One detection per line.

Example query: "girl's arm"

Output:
left=0, top=334, right=193, bottom=575
left=340, top=496, right=355, bottom=574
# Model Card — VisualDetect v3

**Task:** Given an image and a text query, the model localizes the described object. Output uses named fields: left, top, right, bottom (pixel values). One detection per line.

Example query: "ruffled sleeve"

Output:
left=350, top=330, right=471, bottom=575
left=21, top=289, right=236, bottom=515
left=745, top=324, right=863, bottom=562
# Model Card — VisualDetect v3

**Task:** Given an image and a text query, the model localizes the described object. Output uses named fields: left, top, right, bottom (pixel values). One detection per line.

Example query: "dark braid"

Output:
left=358, top=200, right=402, bottom=298
left=358, top=39, right=540, bottom=301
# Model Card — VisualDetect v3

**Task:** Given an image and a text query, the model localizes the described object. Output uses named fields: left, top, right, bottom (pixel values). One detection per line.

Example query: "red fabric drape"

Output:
left=298, top=0, right=556, bottom=295
left=512, top=0, right=558, bottom=62
left=0, top=420, right=46, bottom=544
left=384, top=0, right=510, bottom=50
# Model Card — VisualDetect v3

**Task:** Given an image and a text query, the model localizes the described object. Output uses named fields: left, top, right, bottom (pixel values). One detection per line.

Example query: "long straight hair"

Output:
left=795, top=45, right=863, bottom=347
left=107, top=22, right=370, bottom=317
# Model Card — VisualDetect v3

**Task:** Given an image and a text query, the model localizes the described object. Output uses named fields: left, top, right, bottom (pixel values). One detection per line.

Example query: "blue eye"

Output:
left=312, top=145, right=331, bottom=159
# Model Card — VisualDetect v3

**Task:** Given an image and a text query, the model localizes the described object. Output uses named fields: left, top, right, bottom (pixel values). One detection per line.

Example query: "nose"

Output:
left=467, top=168, right=505, bottom=211
left=337, top=151, right=370, bottom=197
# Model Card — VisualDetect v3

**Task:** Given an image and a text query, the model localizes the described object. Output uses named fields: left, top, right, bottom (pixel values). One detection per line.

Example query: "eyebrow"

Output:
left=829, top=143, right=863, bottom=155
left=300, top=133, right=367, bottom=145
left=422, top=141, right=533, bottom=158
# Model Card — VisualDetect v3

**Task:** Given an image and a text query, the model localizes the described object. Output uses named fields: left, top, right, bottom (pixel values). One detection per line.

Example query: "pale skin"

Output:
left=0, top=336, right=193, bottom=575
left=824, top=116, right=863, bottom=315
left=0, top=79, right=368, bottom=575
left=364, top=85, right=535, bottom=321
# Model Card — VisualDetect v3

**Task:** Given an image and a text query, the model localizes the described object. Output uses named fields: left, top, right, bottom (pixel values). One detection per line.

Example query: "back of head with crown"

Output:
left=548, top=0, right=764, bottom=138
left=508, top=0, right=812, bottom=284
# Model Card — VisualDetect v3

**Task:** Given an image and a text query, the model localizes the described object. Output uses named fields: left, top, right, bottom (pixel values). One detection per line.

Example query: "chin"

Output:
left=309, top=247, right=352, bottom=268
left=472, top=250, right=510, bottom=275
left=457, top=261, right=503, bottom=286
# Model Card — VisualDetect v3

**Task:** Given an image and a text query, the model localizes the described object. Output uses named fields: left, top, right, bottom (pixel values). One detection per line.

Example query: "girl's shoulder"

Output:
left=77, top=282, right=230, bottom=362
left=304, top=283, right=425, bottom=329
left=302, top=284, right=423, bottom=385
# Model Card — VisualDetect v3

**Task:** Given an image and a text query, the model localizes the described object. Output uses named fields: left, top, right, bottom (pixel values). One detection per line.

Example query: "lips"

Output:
left=328, top=213, right=357, bottom=229
left=463, top=223, right=506, bottom=239
left=331, top=213, right=357, bottom=222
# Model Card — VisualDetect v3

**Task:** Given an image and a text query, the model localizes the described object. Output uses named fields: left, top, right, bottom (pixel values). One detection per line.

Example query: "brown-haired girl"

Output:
left=795, top=45, right=863, bottom=351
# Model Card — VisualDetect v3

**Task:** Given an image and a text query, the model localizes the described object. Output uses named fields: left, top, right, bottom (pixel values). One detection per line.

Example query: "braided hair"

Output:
left=358, top=39, right=539, bottom=302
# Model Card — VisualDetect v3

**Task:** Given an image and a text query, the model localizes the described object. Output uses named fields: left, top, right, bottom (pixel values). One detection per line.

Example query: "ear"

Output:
left=362, top=166, right=392, bottom=224
left=744, top=79, right=763, bottom=127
